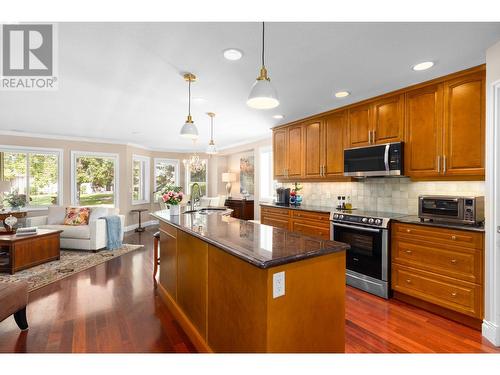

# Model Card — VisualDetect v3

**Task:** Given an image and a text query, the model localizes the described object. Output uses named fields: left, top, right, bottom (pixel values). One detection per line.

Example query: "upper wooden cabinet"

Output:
left=272, top=65, right=485, bottom=182
left=347, top=94, right=404, bottom=148
left=405, top=70, right=485, bottom=179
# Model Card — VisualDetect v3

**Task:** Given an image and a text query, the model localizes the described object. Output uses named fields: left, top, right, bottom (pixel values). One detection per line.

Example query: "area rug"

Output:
left=0, top=244, right=144, bottom=292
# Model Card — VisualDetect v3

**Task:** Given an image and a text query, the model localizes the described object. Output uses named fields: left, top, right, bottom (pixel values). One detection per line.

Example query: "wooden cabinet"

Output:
left=286, top=125, right=303, bottom=178
left=224, top=199, right=254, bottom=220
left=273, top=129, right=287, bottom=179
left=392, top=222, right=484, bottom=327
left=405, top=70, right=485, bottom=180
left=443, top=72, right=485, bottom=177
left=303, top=120, right=324, bottom=178
left=159, top=222, right=178, bottom=300
left=323, top=111, right=347, bottom=177
left=260, top=205, right=330, bottom=240
left=347, top=94, right=404, bottom=148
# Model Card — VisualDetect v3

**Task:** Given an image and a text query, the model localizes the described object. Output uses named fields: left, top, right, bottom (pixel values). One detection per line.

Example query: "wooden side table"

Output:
left=224, top=199, right=254, bottom=220
left=130, top=208, right=148, bottom=232
left=0, top=210, right=27, bottom=229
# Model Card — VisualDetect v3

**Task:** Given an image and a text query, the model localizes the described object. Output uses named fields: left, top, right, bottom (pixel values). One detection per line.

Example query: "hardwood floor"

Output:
left=0, top=226, right=498, bottom=353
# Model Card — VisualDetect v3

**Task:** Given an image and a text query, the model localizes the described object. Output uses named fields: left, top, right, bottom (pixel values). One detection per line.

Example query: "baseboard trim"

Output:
left=482, top=320, right=500, bottom=346
left=124, top=219, right=159, bottom=233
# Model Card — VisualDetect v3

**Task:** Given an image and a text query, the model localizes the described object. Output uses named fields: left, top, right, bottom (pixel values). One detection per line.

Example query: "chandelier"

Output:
left=183, top=152, right=206, bottom=173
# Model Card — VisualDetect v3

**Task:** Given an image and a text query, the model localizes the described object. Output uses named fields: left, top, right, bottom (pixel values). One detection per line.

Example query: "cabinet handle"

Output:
left=406, top=229, right=411, bottom=233
left=372, top=130, right=376, bottom=143
left=451, top=259, right=457, bottom=264
left=296, top=214, right=301, bottom=217
left=320, top=165, right=323, bottom=176
left=437, top=155, right=441, bottom=173
left=368, top=130, right=371, bottom=144
left=405, top=279, right=412, bottom=284
left=451, top=291, right=457, bottom=297
left=443, top=156, right=447, bottom=173
left=451, top=235, right=457, bottom=240
left=323, top=165, right=326, bottom=176
left=405, top=250, right=412, bottom=254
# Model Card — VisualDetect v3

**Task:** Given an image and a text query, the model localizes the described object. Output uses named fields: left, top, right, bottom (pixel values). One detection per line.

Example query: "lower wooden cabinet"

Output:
left=260, top=205, right=330, bottom=240
left=224, top=199, right=254, bottom=220
left=391, top=222, right=484, bottom=326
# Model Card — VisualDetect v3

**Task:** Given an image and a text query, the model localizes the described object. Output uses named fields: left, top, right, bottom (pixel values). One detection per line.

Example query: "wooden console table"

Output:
left=224, top=199, right=254, bottom=220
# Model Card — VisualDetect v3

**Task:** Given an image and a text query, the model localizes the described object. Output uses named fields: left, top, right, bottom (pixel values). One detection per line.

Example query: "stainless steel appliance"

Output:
left=344, top=142, right=403, bottom=177
left=418, top=195, right=485, bottom=225
left=275, top=188, right=290, bottom=206
left=330, top=210, right=405, bottom=298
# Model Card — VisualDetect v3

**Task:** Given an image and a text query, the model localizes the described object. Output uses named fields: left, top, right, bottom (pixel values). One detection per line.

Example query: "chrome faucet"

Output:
left=189, top=183, right=201, bottom=211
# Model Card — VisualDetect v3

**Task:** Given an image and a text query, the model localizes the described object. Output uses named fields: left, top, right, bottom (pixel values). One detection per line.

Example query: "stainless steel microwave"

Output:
left=344, top=142, right=403, bottom=177
left=418, top=195, right=485, bottom=225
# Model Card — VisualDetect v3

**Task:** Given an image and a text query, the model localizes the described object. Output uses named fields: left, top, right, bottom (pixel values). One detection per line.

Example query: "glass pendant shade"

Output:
left=247, top=77, right=279, bottom=109
left=180, top=116, right=198, bottom=139
left=206, top=141, right=217, bottom=155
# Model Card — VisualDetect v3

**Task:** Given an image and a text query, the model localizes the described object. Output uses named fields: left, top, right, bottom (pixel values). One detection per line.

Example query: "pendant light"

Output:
left=180, top=73, right=199, bottom=139
left=206, top=112, right=218, bottom=155
left=247, top=22, right=279, bottom=109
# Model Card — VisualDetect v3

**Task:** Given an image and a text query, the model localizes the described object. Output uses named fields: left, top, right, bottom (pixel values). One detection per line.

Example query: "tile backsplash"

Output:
left=281, top=178, right=485, bottom=215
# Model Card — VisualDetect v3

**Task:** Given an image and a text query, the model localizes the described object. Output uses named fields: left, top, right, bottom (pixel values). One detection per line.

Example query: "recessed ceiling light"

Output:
left=412, top=61, right=434, bottom=71
left=335, top=91, right=350, bottom=98
left=223, top=48, right=243, bottom=61
left=272, top=114, right=284, bottom=119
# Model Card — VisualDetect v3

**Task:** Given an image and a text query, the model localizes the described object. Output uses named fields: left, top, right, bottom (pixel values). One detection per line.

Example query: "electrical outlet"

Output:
left=273, top=271, right=285, bottom=298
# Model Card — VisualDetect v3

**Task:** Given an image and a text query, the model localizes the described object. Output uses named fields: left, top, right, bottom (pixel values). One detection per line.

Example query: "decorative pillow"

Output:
left=63, top=207, right=90, bottom=226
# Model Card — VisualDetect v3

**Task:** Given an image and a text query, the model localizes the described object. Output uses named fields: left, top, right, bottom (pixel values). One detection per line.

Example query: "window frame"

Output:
left=70, top=151, right=120, bottom=208
left=185, top=159, right=208, bottom=196
left=153, top=158, right=180, bottom=193
left=132, top=154, right=151, bottom=205
left=0, top=144, right=63, bottom=210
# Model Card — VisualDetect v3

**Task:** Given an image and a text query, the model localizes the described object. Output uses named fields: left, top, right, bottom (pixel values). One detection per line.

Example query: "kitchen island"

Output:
left=151, top=209, right=348, bottom=353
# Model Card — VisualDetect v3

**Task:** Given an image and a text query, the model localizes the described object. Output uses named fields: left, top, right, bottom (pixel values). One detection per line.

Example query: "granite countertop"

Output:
left=151, top=210, right=348, bottom=269
left=259, top=202, right=333, bottom=214
left=394, top=215, right=485, bottom=232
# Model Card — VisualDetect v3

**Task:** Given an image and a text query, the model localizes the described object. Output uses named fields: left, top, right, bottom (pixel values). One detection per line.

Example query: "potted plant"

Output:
left=161, top=186, right=184, bottom=216
left=4, top=189, right=26, bottom=210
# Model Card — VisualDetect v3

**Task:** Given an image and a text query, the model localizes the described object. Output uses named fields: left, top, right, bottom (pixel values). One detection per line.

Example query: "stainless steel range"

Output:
left=330, top=210, right=406, bottom=299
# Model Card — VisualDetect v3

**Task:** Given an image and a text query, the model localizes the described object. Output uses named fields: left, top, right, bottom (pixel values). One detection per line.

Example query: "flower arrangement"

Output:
left=161, top=186, right=184, bottom=206
left=4, top=189, right=26, bottom=209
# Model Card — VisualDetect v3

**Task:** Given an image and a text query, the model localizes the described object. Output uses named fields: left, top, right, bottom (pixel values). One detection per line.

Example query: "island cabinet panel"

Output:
left=392, top=222, right=484, bottom=328
left=176, top=231, right=208, bottom=339
left=347, top=103, right=372, bottom=147
left=372, top=94, right=404, bottom=144
left=159, top=222, right=178, bottom=300
left=443, top=71, right=485, bottom=177
left=273, top=129, right=287, bottom=179
left=303, top=120, right=324, bottom=179
left=404, top=84, right=444, bottom=179
left=323, top=111, right=347, bottom=177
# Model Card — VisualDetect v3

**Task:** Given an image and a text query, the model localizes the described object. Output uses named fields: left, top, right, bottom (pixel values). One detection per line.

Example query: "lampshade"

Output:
left=247, top=77, right=279, bottom=109
left=180, top=119, right=199, bottom=139
left=222, top=172, right=236, bottom=182
left=206, top=141, right=217, bottom=155
left=0, top=180, right=11, bottom=193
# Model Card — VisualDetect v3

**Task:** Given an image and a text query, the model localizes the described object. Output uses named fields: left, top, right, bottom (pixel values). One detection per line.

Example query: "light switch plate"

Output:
left=273, top=271, right=285, bottom=298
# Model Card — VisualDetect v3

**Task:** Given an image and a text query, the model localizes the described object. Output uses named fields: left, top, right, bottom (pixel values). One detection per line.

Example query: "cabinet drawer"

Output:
left=392, top=264, right=482, bottom=318
left=393, top=223, right=483, bottom=250
left=291, top=210, right=330, bottom=223
left=392, top=239, right=482, bottom=284
left=261, top=216, right=290, bottom=230
left=290, top=220, right=330, bottom=240
left=260, top=206, right=290, bottom=219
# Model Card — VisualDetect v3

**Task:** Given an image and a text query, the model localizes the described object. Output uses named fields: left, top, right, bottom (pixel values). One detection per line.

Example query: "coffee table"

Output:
left=0, top=229, right=63, bottom=275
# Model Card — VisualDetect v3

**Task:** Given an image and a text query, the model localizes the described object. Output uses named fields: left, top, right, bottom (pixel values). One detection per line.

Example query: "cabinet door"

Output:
left=261, top=215, right=290, bottom=230
left=159, top=228, right=177, bottom=300
left=273, top=129, right=287, bottom=179
left=303, top=120, right=323, bottom=178
left=405, top=84, right=444, bottom=179
left=372, top=94, right=404, bottom=144
left=287, top=125, right=303, bottom=178
left=347, top=103, right=371, bottom=147
left=443, top=72, right=485, bottom=178
left=323, top=111, right=346, bottom=177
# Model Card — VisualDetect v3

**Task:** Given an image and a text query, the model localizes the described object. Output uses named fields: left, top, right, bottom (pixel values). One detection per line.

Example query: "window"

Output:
left=0, top=146, right=62, bottom=208
left=154, top=158, right=180, bottom=196
left=71, top=151, right=119, bottom=207
left=185, top=161, right=208, bottom=197
left=259, top=146, right=274, bottom=201
left=132, top=155, right=150, bottom=205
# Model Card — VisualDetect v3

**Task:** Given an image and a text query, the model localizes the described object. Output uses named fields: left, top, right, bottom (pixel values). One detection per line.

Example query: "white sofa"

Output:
left=26, top=207, right=125, bottom=251
left=200, top=195, right=226, bottom=207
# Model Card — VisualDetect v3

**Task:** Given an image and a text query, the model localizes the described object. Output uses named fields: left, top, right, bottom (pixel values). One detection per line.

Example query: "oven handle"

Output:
left=332, top=222, right=383, bottom=233
left=384, top=143, right=390, bottom=171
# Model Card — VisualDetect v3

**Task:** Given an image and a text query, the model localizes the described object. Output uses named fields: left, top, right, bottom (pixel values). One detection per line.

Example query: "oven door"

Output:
left=332, top=222, right=388, bottom=281
left=419, top=197, right=464, bottom=221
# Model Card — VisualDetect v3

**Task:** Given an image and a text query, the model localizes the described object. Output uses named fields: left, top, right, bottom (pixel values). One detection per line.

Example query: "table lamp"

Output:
left=221, top=172, right=236, bottom=198
left=0, top=180, right=11, bottom=211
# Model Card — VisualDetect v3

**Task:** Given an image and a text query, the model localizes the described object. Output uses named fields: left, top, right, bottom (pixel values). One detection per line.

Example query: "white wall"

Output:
left=483, top=40, right=500, bottom=346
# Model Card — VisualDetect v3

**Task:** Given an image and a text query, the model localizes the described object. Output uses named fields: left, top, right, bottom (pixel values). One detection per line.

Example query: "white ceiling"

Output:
left=1, top=22, right=500, bottom=151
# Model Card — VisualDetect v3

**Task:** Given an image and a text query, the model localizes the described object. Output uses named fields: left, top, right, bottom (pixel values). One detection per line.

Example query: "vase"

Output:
left=169, top=205, right=180, bottom=216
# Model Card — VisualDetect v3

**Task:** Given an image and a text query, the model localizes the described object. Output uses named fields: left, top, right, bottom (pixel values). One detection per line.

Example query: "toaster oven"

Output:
left=418, top=195, right=484, bottom=225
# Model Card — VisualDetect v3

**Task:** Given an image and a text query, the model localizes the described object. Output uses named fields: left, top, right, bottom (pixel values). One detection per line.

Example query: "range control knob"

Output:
left=361, top=217, right=368, bottom=223
left=339, top=214, right=344, bottom=220
left=368, top=218, right=375, bottom=224
left=333, top=213, right=339, bottom=219
left=374, top=219, right=382, bottom=225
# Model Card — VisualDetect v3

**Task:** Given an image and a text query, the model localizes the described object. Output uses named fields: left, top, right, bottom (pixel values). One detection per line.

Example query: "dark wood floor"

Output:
left=0, top=226, right=498, bottom=353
